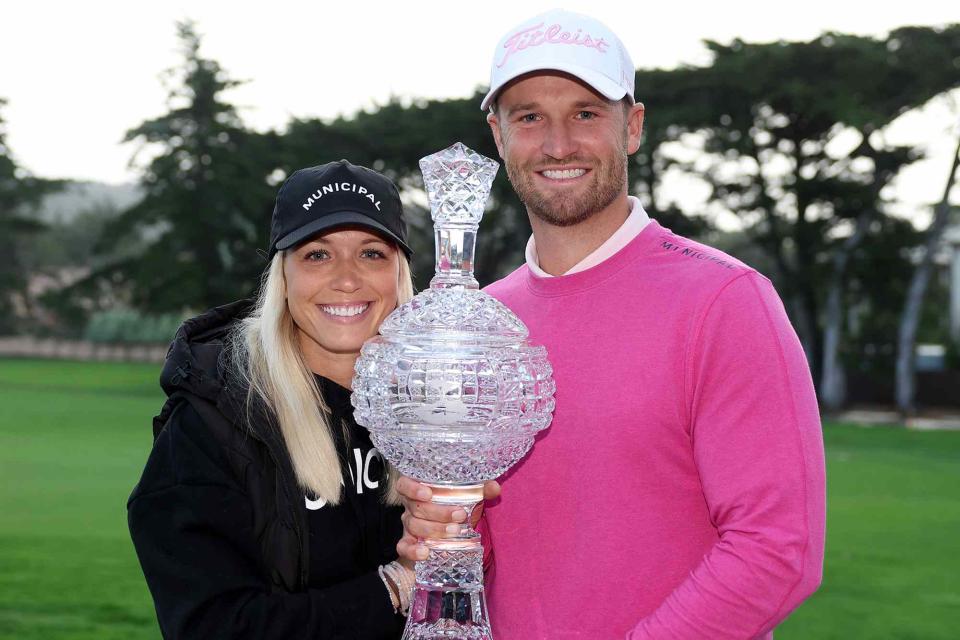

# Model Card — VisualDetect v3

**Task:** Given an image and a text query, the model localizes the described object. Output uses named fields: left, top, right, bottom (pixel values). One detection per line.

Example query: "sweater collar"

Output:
left=524, top=196, right=651, bottom=277
left=522, top=218, right=666, bottom=297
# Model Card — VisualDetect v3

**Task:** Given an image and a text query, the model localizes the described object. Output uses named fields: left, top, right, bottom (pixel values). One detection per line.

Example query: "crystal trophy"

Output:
left=352, top=142, right=555, bottom=639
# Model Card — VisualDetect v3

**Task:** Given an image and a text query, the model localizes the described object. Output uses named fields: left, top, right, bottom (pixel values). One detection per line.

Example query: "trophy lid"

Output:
left=378, top=142, right=527, bottom=344
left=379, top=288, right=528, bottom=343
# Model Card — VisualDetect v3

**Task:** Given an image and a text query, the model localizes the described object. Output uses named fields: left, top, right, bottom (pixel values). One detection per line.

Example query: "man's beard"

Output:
left=505, top=146, right=628, bottom=228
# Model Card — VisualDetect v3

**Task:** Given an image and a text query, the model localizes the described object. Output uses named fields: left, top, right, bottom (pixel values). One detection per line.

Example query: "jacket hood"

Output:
left=149, top=298, right=314, bottom=592
left=160, top=299, right=254, bottom=415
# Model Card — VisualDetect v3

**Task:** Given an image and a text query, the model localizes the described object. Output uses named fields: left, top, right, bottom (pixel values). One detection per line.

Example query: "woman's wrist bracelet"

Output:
left=378, top=565, right=401, bottom=611
left=381, top=561, right=415, bottom=616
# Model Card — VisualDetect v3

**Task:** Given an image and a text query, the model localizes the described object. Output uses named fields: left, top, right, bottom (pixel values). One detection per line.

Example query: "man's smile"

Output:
left=539, top=168, right=589, bottom=181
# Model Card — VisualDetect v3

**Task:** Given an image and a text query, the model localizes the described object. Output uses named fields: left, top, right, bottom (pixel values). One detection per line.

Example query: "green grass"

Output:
left=1, top=358, right=958, bottom=639
left=0, top=359, right=162, bottom=640
left=777, top=424, right=960, bottom=639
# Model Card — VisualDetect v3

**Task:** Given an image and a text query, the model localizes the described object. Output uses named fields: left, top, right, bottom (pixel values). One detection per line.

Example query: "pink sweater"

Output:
left=481, top=220, right=825, bottom=639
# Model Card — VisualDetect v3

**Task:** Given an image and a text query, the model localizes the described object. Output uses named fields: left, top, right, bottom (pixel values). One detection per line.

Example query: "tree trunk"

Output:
left=791, top=140, right=823, bottom=382
left=895, top=131, right=960, bottom=414
left=822, top=133, right=888, bottom=411
left=821, top=209, right=873, bottom=411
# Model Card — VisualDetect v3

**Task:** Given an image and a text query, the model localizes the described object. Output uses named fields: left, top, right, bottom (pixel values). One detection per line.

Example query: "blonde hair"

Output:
left=230, top=250, right=414, bottom=505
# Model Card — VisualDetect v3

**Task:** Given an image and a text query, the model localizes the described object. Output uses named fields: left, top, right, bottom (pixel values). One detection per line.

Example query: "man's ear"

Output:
left=626, top=102, right=645, bottom=155
left=487, top=110, right=506, bottom=159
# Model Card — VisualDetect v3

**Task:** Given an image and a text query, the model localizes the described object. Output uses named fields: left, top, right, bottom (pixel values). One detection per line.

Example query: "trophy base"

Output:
left=402, top=542, right=492, bottom=640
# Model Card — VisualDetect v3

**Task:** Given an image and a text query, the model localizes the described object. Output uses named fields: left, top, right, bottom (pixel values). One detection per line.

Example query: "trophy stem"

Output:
left=427, top=483, right=483, bottom=544
left=402, top=483, right=493, bottom=640
left=431, top=224, right=479, bottom=289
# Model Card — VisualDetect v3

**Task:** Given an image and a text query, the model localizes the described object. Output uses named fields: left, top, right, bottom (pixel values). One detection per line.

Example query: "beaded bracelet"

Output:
left=381, top=561, right=416, bottom=616
left=377, top=565, right=400, bottom=611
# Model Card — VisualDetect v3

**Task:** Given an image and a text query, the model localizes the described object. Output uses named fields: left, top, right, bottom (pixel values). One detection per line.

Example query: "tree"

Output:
left=92, top=21, right=280, bottom=312
left=896, top=129, right=960, bottom=413
left=639, top=26, right=960, bottom=403
left=0, top=98, right=62, bottom=333
left=630, top=67, right=713, bottom=241
left=838, top=213, right=922, bottom=397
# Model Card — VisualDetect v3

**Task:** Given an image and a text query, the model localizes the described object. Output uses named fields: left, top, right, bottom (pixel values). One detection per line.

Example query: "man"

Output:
left=398, top=9, right=825, bottom=638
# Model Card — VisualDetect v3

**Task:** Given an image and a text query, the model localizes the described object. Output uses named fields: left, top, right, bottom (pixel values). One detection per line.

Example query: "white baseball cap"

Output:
left=481, top=9, right=636, bottom=111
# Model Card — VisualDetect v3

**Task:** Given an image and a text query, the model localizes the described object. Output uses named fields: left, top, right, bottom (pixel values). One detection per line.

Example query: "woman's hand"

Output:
left=395, top=476, right=501, bottom=563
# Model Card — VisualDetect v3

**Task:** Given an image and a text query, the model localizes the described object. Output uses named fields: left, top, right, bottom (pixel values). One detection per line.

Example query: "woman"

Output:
left=128, top=160, right=416, bottom=639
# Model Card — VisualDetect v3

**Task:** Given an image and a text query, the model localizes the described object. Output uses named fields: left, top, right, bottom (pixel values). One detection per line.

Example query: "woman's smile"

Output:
left=318, top=302, right=372, bottom=321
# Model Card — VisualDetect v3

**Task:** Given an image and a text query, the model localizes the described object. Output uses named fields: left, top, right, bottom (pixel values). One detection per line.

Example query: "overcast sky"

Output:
left=2, top=0, right=958, bottom=221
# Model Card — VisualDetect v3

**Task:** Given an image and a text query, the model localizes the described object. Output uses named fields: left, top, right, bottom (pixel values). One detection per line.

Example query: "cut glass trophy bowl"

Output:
left=352, top=142, right=555, bottom=639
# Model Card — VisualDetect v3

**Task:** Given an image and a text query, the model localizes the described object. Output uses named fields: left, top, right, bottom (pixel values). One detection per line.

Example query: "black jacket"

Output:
left=128, top=300, right=405, bottom=639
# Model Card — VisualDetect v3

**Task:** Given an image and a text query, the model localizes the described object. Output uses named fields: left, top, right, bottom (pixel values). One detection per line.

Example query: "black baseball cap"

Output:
left=268, top=160, right=412, bottom=259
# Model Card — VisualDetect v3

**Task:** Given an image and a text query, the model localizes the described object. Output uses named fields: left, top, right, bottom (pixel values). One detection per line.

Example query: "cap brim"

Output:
left=480, top=63, right=633, bottom=111
left=272, top=211, right=412, bottom=258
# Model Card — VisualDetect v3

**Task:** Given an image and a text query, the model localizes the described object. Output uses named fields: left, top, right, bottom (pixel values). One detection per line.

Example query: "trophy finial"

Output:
left=419, top=142, right=499, bottom=226
left=418, top=142, right=499, bottom=289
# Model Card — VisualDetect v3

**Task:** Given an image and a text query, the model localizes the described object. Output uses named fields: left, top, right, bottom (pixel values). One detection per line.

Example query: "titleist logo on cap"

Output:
left=302, top=182, right=382, bottom=212
left=497, top=22, right=610, bottom=68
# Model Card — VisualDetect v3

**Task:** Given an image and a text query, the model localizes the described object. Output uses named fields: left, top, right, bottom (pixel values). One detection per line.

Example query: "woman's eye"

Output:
left=361, top=249, right=387, bottom=259
left=305, top=250, right=329, bottom=261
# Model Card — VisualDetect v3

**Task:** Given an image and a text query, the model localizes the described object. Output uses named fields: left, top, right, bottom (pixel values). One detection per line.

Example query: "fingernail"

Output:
left=416, top=546, right=429, bottom=560
left=451, top=510, right=467, bottom=522
left=445, top=524, right=461, bottom=534
left=416, top=488, right=432, bottom=500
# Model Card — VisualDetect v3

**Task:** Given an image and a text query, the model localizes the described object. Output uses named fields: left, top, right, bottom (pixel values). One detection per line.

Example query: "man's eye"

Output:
left=519, top=113, right=539, bottom=123
left=577, top=111, right=596, bottom=120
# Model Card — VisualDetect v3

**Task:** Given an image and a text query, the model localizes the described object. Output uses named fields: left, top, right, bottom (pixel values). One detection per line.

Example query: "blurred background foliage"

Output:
left=2, top=21, right=960, bottom=412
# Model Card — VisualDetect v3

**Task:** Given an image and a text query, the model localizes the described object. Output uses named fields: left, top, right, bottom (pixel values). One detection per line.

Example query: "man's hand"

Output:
left=395, top=476, right=501, bottom=562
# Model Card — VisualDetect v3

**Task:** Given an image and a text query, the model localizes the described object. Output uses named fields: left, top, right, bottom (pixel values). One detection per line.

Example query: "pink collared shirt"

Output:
left=524, top=195, right=650, bottom=276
